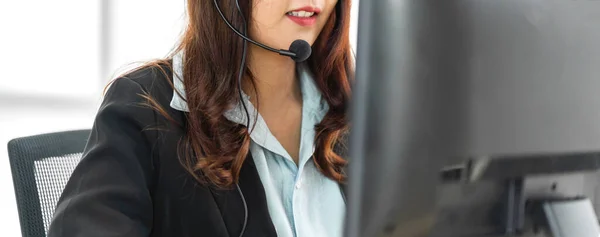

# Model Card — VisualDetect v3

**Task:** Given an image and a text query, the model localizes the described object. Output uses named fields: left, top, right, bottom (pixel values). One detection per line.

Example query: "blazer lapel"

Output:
left=209, top=154, right=277, bottom=237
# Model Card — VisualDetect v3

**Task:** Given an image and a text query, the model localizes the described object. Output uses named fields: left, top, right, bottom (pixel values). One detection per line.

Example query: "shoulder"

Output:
left=104, top=60, right=179, bottom=116
left=108, top=61, right=175, bottom=106
left=101, top=60, right=185, bottom=129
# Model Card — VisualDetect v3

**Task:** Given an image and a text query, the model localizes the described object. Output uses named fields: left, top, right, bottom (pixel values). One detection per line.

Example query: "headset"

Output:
left=213, top=1, right=313, bottom=236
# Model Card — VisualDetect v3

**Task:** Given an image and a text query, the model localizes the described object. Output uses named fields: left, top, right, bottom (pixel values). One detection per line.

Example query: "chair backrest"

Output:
left=7, top=129, right=91, bottom=237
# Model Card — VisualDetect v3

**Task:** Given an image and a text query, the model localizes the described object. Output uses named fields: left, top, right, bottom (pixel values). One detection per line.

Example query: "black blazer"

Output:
left=48, top=65, right=349, bottom=237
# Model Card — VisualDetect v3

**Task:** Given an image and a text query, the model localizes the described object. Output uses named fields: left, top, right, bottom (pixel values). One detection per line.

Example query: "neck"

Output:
left=244, top=45, right=301, bottom=107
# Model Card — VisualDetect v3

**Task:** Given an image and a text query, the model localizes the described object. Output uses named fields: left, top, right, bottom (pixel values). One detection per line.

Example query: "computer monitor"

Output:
left=346, top=1, right=600, bottom=237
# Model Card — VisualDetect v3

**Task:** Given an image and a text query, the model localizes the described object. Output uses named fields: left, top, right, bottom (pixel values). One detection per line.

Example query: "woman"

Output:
left=48, top=0, right=353, bottom=236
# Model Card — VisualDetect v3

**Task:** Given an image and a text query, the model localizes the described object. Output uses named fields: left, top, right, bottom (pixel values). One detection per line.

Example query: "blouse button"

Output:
left=295, top=181, right=302, bottom=189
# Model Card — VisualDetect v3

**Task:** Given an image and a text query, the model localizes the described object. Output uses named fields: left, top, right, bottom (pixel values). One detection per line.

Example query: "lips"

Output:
left=286, top=6, right=321, bottom=26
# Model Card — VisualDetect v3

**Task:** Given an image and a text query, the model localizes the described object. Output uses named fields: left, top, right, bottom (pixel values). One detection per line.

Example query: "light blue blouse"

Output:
left=169, top=53, right=346, bottom=237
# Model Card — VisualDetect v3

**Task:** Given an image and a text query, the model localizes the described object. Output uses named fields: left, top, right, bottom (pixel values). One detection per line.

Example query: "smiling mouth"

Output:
left=285, top=7, right=321, bottom=26
left=286, top=10, right=318, bottom=18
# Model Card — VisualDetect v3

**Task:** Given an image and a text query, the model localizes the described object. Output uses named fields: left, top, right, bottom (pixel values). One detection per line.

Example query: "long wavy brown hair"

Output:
left=124, top=0, right=354, bottom=189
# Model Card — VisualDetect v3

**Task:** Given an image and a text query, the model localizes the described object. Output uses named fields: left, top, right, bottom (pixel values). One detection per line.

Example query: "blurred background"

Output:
left=0, top=0, right=359, bottom=235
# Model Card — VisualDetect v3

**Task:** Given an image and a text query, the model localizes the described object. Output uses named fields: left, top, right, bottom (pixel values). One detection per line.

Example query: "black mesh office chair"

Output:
left=7, top=129, right=91, bottom=237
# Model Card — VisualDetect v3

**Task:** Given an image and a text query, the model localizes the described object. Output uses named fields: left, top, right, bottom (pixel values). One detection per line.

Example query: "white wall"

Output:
left=0, top=1, right=358, bottom=236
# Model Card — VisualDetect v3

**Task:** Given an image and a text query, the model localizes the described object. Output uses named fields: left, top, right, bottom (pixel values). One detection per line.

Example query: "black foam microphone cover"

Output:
left=289, top=40, right=312, bottom=62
